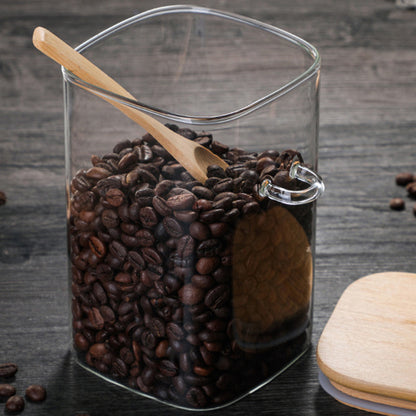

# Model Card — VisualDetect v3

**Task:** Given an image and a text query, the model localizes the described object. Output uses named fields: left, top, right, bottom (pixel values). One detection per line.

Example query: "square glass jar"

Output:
left=65, top=5, right=323, bottom=410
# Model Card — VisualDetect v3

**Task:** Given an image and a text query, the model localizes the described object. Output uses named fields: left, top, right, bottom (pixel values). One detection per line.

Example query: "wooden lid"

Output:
left=317, top=272, right=416, bottom=408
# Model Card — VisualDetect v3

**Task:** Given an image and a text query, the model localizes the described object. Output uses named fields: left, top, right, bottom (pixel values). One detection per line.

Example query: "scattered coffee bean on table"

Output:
left=25, top=384, right=47, bottom=402
left=389, top=198, right=405, bottom=211
left=0, top=384, right=16, bottom=399
left=0, top=363, right=18, bottom=378
left=406, top=181, right=416, bottom=198
left=390, top=171, right=416, bottom=216
left=395, top=172, right=414, bottom=186
left=5, top=395, right=24, bottom=413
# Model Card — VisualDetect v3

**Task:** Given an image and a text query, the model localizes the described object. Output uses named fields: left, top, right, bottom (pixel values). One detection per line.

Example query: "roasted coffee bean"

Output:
left=96, top=175, right=122, bottom=195
left=193, top=199, right=214, bottom=212
left=179, top=284, right=204, bottom=305
left=146, top=264, right=164, bottom=281
left=163, top=217, right=183, bottom=238
left=92, top=282, right=107, bottom=304
left=0, top=363, right=17, bottom=378
left=133, top=186, right=154, bottom=205
left=0, top=384, right=16, bottom=398
left=222, top=207, right=240, bottom=222
left=86, top=166, right=112, bottom=180
left=211, top=140, right=229, bottom=155
left=141, top=247, right=163, bottom=265
left=101, top=209, right=119, bottom=229
left=191, top=274, right=215, bottom=289
left=141, top=329, right=157, bottom=349
left=128, top=251, right=145, bottom=271
left=5, top=395, right=25, bottom=413
left=166, top=193, right=196, bottom=210
left=395, top=172, right=414, bottom=186
left=225, top=163, right=246, bottom=178
left=154, top=180, right=175, bottom=196
left=113, top=139, right=132, bottom=153
left=406, top=182, right=416, bottom=198
left=199, top=209, right=225, bottom=224
left=209, top=222, right=229, bottom=237
left=159, top=360, right=178, bottom=377
left=242, top=201, right=261, bottom=215
left=0, top=191, right=6, bottom=206
left=178, top=127, right=197, bottom=140
left=196, top=257, right=220, bottom=275
left=152, top=195, right=172, bottom=216
left=118, top=151, right=138, bottom=171
left=166, top=322, right=184, bottom=340
left=256, top=156, right=276, bottom=172
left=74, top=332, right=89, bottom=351
left=192, top=186, right=215, bottom=200
left=207, top=165, right=226, bottom=178
left=213, top=178, right=234, bottom=193
left=133, top=168, right=158, bottom=187
left=139, top=206, right=158, bottom=228
left=109, top=240, right=127, bottom=261
left=197, top=239, right=222, bottom=257
left=87, top=308, right=105, bottom=330
left=88, top=236, right=106, bottom=259
left=273, top=170, right=296, bottom=189
left=25, top=385, right=46, bottom=403
left=212, top=196, right=233, bottom=211
left=176, top=235, right=195, bottom=258
left=89, top=343, right=107, bottom=360
left=141, top=366, right=156, bottom=386
left=205, top=285, right=230, bottom=310
left=105, top=188, right=124, bottom=207
left=99, top=305, right=115, bottom=323
left=189, top=222, right=210, bottom=240
left=195, top=135, right=212, bottom=148
left=148, top=317, right=166, bottom=338
left=174, top=209, right=198, bottom=223
left=389, top=198, right=405, bottom=211
left=186, top=386, right=208, bottom=408
left=112, top=358, right=128, bottom=378
left=135, top=144, right=153, bottom=162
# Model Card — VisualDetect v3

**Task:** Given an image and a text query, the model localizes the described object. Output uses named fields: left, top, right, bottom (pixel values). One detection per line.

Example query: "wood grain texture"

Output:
left=317, top=272, right=416, bottom=404
left=0, top=1, right=415, bottom=415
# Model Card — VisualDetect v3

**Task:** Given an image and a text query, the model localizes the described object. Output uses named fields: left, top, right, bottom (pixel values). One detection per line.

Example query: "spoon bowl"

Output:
left=32, top=26, right=229, bottom=183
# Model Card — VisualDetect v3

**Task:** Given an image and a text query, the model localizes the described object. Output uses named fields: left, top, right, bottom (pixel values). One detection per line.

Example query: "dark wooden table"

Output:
left=1, top=0, right=415, bottom=415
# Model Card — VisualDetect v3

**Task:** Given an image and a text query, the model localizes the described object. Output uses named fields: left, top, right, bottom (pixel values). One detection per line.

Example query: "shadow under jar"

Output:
left=64, top=5, right=324, bottom=411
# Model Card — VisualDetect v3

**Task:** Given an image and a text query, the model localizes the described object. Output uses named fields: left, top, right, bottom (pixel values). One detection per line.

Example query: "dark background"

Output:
left=1, top=0, right=415, bottom=415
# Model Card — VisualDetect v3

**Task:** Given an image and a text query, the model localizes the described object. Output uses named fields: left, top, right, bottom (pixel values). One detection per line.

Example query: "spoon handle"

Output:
left=32, top=27, right=179, bottom=143
left=33, top=26, right=227, bottom=183
left=33, top=27, right=135, bottom=101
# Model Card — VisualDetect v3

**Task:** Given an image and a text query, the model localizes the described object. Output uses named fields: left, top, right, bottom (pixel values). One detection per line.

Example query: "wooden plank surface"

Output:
left=1, top=1, right=415, bottom=415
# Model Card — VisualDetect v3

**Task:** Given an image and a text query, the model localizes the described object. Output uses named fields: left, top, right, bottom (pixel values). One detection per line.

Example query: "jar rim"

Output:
left=62, top=4, right=321, bottom=126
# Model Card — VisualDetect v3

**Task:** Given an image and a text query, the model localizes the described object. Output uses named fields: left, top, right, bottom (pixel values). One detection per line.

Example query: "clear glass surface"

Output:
left=65, top=5, right=322, bottom=410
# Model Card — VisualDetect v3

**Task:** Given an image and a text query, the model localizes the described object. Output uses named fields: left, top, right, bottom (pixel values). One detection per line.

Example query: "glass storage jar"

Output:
left=65, top=5, right=324, bottom=410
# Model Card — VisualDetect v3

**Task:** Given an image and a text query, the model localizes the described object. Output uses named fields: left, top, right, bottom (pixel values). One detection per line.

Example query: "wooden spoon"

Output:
left=32, top=26, right=228, bottom=183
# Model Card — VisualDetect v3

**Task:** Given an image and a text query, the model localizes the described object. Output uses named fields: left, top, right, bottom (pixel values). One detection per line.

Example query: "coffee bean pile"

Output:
left=0, top=362, right=46, bottom=414
left=69, top=124, right=313, bottom=409
left=390, top=172, right=416, bottom=216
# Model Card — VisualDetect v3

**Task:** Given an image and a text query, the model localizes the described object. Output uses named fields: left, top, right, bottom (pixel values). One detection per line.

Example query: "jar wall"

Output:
left=65, top=6, right=321, bottom=411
